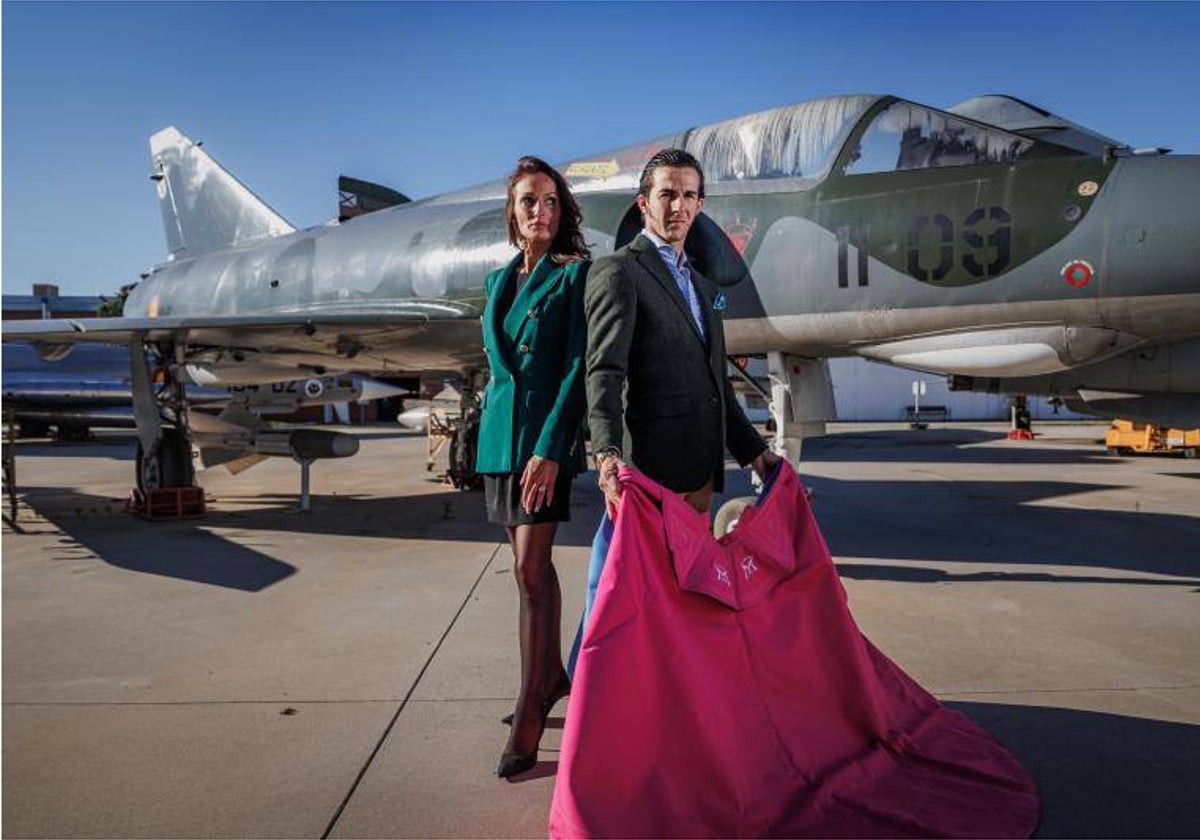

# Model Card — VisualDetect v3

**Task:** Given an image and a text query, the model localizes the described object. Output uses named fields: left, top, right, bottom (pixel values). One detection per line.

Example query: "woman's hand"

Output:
left=520, top=456, right=560, bottom=514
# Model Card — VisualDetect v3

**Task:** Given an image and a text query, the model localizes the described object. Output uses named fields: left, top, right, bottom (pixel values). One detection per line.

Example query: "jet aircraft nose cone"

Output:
left=355, top=378, right=407, bottom=402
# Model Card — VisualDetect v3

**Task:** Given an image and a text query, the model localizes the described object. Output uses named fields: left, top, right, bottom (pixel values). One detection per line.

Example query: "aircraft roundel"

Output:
left=1062, top=259, right=1095, bottom=288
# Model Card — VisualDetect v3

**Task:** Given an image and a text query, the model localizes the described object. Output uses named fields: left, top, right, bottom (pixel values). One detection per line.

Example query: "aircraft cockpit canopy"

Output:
left=565, top=95, right=879, bottom=194
left=841, top=100, right=1040, bottom=175
left=447, top=94, right=1088, bottom=207
left=680, top=95, right=877, bottom=186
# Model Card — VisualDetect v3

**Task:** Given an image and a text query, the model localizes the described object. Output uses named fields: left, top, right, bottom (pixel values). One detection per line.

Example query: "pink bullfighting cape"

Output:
left=549, top=464, right=1039, bottom=838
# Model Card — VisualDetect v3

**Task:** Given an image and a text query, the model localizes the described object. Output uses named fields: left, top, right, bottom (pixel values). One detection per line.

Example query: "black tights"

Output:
left=504, top=522, right=567, bottom=755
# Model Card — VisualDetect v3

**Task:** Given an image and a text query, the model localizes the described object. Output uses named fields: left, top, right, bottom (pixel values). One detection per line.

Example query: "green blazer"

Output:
left=475, top=253, right=590, bottom=476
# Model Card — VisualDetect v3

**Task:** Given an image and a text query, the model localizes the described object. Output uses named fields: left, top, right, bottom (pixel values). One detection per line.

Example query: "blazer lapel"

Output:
left=630, top=235, right=707, bottom=348
left=486, top=255, right=521, bottom=375
left=503, top=254, right=560, bottom=339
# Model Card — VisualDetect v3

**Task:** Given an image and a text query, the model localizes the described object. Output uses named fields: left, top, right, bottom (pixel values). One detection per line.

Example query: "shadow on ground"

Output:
left=800, top=428, right=1117, bottom=465
left=17, top=458, right=1200, bottom=590
left=9, top=477, right=602, bottom=590
left=952, top=701, right=1200, bottom=838
left=486, top=701, right=1200, bottom=837
left=13, top=426, right=1200, bottom=586
left=11, top=486, right=297, bottom=591
left=835, top=562, right=1200, bottom=590
left=9, top=436, right=137, bottom=462
left=717, top=469, right=1200, bottom=581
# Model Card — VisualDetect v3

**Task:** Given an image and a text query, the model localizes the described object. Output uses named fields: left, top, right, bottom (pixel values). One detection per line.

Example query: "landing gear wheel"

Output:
left=55, top=423, right=91, bottom=442
left=136, top=427, right=194, bottom=491
left=447, top=410, right=482, bottom=490
left=18, top=421, right=51, bottom=439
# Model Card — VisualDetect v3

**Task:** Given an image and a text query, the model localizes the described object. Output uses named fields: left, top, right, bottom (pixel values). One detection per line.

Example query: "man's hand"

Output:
left=520, top=456, right=559, bottom=514
left=596, top=453, right=624, bottom=515
left=751, top=448, right=781, bottom=481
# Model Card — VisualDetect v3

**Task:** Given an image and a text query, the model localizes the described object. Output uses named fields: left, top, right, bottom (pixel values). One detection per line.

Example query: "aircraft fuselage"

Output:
left=123, top=95, right=1199, bottom=387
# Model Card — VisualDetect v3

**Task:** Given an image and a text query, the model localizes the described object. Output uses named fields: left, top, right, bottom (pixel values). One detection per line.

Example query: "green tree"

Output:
left=97, top=282, right=138, bottom=317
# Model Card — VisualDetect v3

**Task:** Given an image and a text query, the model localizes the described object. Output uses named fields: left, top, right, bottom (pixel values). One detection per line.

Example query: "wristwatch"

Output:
left=593, top=446, right=622, bottom=470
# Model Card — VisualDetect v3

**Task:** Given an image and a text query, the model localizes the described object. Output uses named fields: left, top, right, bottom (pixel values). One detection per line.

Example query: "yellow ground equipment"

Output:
left=1105, top=420, right=1199, bottom=458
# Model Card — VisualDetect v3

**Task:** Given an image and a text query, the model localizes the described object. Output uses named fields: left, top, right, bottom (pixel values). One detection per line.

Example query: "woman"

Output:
left=475, top=156, right=590, bottom=778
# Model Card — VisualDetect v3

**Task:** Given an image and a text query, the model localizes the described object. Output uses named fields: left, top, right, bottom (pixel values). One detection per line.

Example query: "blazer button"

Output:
left=709, top=395, right=719, bottom=406
left=519, top=344, right=530, bottom=354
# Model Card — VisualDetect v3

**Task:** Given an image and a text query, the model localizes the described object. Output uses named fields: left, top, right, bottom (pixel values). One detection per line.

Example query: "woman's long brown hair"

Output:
left=505, top=156, right=590, bottom=264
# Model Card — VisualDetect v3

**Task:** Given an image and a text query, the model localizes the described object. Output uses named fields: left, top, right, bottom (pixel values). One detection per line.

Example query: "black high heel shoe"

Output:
left=501, top=671, right=570, bottom=726
left=495, top=748, right=538, bottom=778
left=496, top=685, right=560, bottom=778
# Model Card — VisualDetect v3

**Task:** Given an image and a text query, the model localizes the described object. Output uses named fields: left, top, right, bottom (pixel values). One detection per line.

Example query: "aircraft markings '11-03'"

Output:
left=4, top=94, right=1198, bottom=491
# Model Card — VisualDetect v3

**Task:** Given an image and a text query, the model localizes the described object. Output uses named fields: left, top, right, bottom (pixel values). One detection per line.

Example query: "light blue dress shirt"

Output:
left=643, top=228, right=707, bottom=343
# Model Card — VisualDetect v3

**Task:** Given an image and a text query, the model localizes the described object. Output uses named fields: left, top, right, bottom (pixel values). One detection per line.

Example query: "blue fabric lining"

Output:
left=567, top=512, right=613, bottom=676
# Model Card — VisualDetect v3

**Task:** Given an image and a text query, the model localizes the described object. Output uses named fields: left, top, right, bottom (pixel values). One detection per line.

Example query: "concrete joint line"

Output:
left=940, top=683, right=1200, bottom=696
left=1, top=699, right=410, bottom=707
left=319, top=540, right=507, bottom=840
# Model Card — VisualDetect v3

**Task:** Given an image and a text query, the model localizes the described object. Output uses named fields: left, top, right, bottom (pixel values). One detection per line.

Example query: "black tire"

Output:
left=54, top=423, right=91, bottom=442
left=136, top=427, right=194, bottom=491
left=447, top=416, right=481, bottom=491
left=17, top=420, right=51, bottom=439
left=1183, top=447, right=1198, bottom=460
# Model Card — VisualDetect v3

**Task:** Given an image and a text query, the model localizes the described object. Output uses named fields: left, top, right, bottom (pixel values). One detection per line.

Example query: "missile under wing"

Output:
left=1, top=340, right=405, bottom=478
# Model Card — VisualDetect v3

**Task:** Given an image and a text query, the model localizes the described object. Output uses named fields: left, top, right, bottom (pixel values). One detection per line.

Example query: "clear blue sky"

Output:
left=3, top=1, right=1198, bottom=297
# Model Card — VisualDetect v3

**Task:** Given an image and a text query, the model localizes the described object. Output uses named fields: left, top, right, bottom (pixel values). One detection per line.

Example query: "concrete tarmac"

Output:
left=3, top=423, right=1198, bottom=838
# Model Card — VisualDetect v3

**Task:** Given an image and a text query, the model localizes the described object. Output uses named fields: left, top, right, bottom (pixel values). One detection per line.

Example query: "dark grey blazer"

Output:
left=585, top=234, right=765, bottom=493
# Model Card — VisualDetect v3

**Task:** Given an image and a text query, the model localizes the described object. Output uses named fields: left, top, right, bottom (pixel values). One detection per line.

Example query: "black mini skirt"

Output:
left=484, top=471, right=573, bottom=526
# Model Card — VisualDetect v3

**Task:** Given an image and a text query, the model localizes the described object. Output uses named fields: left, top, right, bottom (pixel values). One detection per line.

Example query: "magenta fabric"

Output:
left=549, top=464, right=1039, bottom=838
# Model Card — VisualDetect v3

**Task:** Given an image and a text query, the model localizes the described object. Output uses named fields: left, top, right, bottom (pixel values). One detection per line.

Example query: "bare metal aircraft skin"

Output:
left=5, top=93, right=1199, bottom=470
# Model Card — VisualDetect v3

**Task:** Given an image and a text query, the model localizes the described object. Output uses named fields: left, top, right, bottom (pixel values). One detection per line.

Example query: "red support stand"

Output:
left=1007, top=395, right=1035, bottom=441
left=126, top=486, right=206, bottom=520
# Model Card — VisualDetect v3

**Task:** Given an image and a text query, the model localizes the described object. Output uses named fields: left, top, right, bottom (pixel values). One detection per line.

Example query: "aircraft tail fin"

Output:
left=149, top=127, right=295, bottom=257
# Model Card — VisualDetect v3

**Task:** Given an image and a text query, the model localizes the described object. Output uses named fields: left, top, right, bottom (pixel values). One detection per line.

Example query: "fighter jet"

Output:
left=4, top=93, right=1197, bottom=488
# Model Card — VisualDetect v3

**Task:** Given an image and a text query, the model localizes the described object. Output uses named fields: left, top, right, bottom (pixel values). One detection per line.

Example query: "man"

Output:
left=585, top=148, right=776, bottom=512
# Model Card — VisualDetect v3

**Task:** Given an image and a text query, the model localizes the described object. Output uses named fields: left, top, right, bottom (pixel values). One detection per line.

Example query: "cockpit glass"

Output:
left=564, top=95, right=877, bottom=193
left=843, top=101, right=1036, bottom=175
left=686, top=95, right=877, bottom=184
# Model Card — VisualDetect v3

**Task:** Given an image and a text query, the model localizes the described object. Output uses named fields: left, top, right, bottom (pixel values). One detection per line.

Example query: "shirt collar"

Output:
left=642, top=228, right=689, bottom=269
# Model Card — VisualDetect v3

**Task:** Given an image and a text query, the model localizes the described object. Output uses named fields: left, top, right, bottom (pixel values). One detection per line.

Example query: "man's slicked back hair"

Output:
left=638, top=148, right=706, bottom=199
